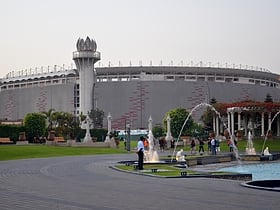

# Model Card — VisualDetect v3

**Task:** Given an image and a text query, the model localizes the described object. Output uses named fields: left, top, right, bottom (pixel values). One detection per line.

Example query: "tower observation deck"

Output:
left=73, top=36, right=100, bottom=117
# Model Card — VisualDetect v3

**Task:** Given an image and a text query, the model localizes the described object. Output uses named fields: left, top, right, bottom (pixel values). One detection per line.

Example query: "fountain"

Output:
left=176, top=149, right=186, bottom=161
left=261, top=110, right=280, bottom=155
left=119, top=102, right=279, bottom=187
left=245, top=131, right=256, bottom=155
left=245, top=118, right=256, bottom=155
left=242, top=111, right=280, bottom=191
left=263, top=147, right=271, bottom=156
left=144, top=116, right=159, bottom=162
left=171, top=102, right=240, bottom=161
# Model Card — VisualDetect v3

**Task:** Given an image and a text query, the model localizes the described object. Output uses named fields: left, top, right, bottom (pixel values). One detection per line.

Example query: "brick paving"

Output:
left=0, top=154, right=279, bottom=210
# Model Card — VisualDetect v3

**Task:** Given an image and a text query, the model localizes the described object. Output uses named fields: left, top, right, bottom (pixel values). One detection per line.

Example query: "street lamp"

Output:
left=126, top=123, right=131, bottom=151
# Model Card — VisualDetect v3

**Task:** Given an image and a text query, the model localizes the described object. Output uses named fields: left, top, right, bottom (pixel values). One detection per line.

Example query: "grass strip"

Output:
left=0, top=144, right=128, bottom=161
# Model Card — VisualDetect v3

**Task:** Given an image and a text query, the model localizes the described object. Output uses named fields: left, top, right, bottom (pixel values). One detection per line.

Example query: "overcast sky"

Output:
left=0, top=0, right=279, bottom=78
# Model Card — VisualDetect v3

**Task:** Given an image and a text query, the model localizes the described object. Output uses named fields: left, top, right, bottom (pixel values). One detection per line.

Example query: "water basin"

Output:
left=218, top=162, right=280, bottom=181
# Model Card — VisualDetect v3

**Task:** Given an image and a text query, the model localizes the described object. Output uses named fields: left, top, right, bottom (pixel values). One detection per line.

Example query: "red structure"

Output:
left=212, top=100, right=280, bottom=137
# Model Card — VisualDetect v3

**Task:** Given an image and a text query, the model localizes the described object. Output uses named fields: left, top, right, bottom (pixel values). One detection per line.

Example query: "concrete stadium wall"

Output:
left=1, top=80, right=279, bottom=130
left=96, top=80, right=280, bottom=129
left=0, top=84, right=75, bottom=120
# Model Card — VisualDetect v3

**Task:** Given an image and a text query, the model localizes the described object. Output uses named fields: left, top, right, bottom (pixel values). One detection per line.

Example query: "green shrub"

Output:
left=0, top=124, right=25, bottom=141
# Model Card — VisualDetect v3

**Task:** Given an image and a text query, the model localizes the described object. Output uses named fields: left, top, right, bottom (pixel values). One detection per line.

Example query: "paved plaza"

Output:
left=0, top=153, right=279, bottom=210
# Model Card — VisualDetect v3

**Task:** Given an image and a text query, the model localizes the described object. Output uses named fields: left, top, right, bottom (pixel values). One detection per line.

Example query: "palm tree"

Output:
left=41, top=108, right=56, bottom=131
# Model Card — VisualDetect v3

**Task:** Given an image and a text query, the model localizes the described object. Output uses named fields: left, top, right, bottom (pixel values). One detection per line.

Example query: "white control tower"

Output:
left=73, top=37, right=100, bottom=141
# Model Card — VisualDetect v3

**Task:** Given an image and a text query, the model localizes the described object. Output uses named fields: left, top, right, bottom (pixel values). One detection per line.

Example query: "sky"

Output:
left=0, top=0, right=279, bottom=78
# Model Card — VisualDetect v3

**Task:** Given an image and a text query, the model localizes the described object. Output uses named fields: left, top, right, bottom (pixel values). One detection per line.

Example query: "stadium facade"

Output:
left=1, top=39, right=280, bottom=131
left=1, top=65, right=280, bottom=130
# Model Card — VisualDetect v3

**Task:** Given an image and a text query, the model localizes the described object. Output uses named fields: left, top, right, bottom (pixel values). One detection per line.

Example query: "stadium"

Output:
left=1, top=61, right=280, bottom=131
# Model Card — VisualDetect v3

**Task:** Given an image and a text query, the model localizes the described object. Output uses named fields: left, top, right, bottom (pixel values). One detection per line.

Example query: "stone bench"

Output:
left=54, top=137, right=66, bottom=143
left=0, top=137, right=13, bottom=144
left=151, top=168, right=158, bottom=173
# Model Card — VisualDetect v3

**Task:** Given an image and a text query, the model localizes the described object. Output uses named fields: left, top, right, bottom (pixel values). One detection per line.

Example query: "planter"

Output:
left=18, top=132, right=26, bottom=141
left=16, top=140, right=28, bottom=145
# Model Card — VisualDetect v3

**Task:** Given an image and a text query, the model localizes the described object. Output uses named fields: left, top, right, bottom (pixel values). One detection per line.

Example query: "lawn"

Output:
left=116, top=164, right=201, bottom=177
left=0, top=138, right=279, bottom=161
left=0, top=144, right=130, bottom=161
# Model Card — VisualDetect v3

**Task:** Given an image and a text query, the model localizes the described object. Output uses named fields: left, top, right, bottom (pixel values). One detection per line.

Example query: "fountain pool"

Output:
left=218, top=162, right=280, bottom=181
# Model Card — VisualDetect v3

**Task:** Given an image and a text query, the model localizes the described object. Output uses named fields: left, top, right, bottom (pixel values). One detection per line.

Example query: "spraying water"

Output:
left=171, top=103, right=240, bottom=161
left=261, top=110, right=280, bottom=154
left=144, top=116, right=159, bottom=162
left=246, top=131, right=256, bottom=155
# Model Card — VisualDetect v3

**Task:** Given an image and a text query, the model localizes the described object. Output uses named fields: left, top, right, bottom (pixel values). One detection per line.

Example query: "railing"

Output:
left=73, top=51, right=100, bottom=60
left=3, top=60, right=272, bottom=80
left=5, top=64, right=74, bottom=79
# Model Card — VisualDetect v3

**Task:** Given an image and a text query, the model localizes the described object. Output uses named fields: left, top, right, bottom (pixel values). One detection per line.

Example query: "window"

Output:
left=249, top=79, right=255, bottom=83
left=197, top=77, right=205, bottom=81
left=175, top=76, right=185, bottom=80
left=186, top=76, right=196, bottom=80
left=216, top=77, right=224, bottom=81
left=165, top=76, right=174, bottom=80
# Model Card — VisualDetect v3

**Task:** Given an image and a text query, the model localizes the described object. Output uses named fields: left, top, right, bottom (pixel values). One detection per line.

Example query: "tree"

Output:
left=152, top=124, right=164, bottom=138
left=41, top=110, right=82, bottom=139
left=24, top=113, right=46, bottom=141
left=164, top=107, right=194, bottom=138
left=41, top=108, right=56, bottom=131
left=89, top=108, right=105, bottom=128
left=52, top=111, right=80, bottom=139
left=201, top=97, right=218, bottom=129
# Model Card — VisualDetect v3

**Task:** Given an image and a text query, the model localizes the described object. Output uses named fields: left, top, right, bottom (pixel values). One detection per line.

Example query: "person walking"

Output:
left=190, top=139, right=196, bottom=154
left=198, top=138, right=204, bottom=154
left=137, top=136, right=145, bottom=170
left=210, top=133, right=216, bottom=155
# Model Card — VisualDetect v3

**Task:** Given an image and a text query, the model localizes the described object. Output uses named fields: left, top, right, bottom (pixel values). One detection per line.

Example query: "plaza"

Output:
left=0, top=153, right=279, bottom=210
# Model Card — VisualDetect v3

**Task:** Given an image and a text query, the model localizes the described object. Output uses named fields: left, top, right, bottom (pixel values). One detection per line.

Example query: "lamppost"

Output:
left=126, top=123, right=131, bottom=152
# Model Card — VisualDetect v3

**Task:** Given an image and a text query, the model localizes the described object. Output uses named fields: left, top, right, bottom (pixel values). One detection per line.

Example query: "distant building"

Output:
left=1, top=39, right=280, bottom=131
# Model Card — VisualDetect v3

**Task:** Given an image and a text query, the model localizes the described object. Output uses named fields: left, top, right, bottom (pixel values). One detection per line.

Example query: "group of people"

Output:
left=136, top=133, right=238, bottom=170
left=190, top=138, right=206, bottom=154
left=208, top=133, right=220, bottom=155
left=188, top=132, right=236, bottom=155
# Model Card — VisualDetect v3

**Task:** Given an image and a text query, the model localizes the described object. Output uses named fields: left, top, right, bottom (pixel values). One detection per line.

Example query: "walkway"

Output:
left=0, top=153, right=279, bottom=210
